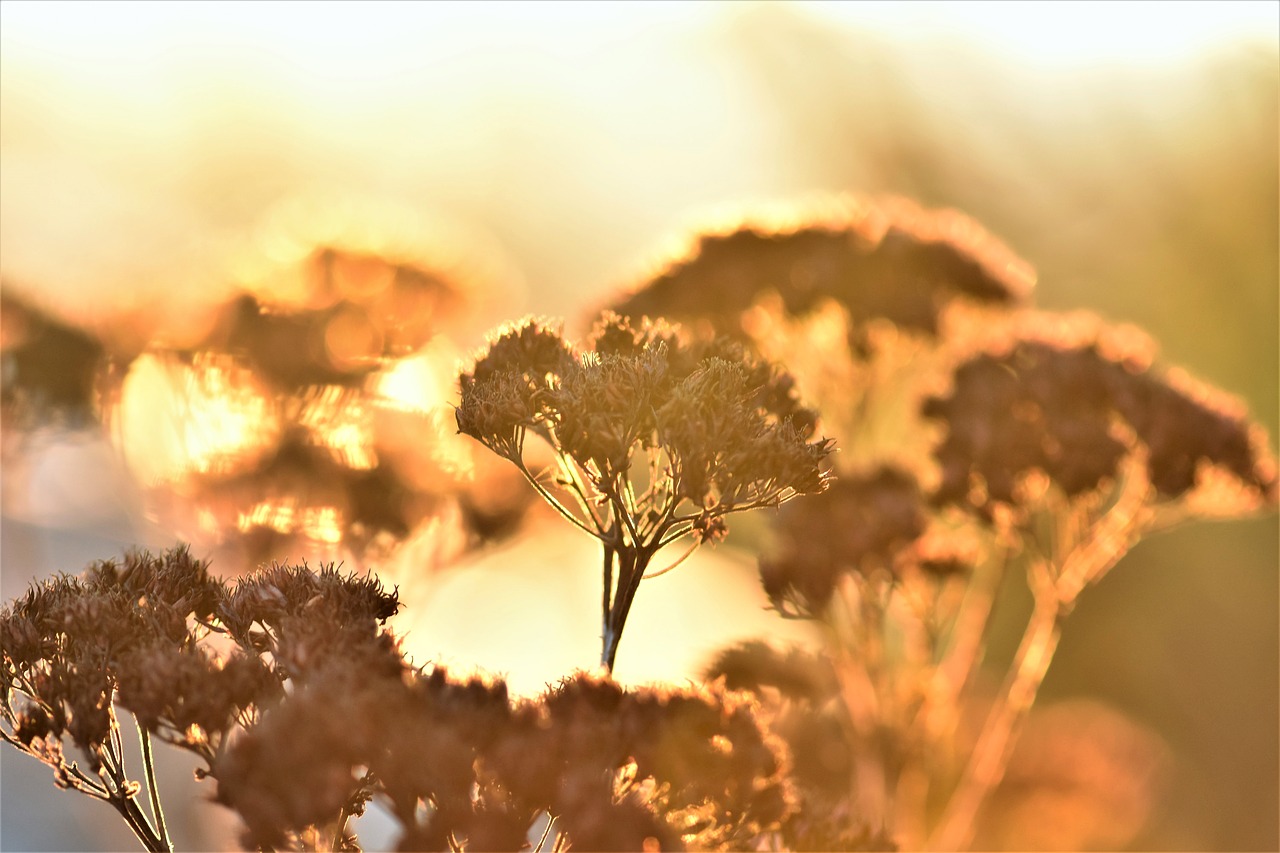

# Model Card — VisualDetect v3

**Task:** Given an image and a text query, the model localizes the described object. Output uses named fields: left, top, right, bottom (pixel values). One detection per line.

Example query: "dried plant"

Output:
left=3, top=547, right=792, bottom=852
left=455, top=313, right=834, bottom=670
left=3, top=196, right=1276, bottom=852
left=611, top=197, right=1276, bottom=850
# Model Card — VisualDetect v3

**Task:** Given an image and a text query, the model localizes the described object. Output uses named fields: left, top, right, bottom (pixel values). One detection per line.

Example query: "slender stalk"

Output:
left=515, top=461, right=598, bottom=537
left=110, top=796, right=164, bottom=852
left=641, top=539, right=697, bottom=579
left=601, top=484, right=643, bottom=548
left=93, top=726, right=168, bottom=853
left=603, top=546, right=655, bottom=671
left=65, top=762, right=113, bottom=799
left=556, top=454, right=608, bottom=534
left=97, top=754, right=165, bottom=853
left=332, top=806, right=350, bottom=851
left=600, top=545, right=616, bottom=668
left=926, top=585, right=1064, bottom=852
left=135, top=717, right=173, bottom=852
left=534, top=813, right=557, bottom=852
left=924, top=554, right=1006, bottom=741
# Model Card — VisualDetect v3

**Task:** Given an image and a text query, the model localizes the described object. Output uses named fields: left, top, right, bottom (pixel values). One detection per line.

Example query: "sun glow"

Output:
left=3, top=1, right=1266, bottom=86
left=114, top=353, right=279, bottom=485
left=813, top=1, right=1275, bottom=67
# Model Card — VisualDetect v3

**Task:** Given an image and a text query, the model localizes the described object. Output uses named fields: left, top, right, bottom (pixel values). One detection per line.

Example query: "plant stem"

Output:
left=602, top=546, right=654, bottom=671
left=926, top=586, right=1064, bottom=851
left=110, top=796, right=162, bottom=852
left=641, top=539, right=696, bottom=579
left=925, top=554, right=1005, bottom=742
left=332, top=806, right=350, bottom=851
left=534, top=813, right=557, bottom=852
left=135, top=717, right=173, bottom=852
left=600, top=545, right=616, bottom=669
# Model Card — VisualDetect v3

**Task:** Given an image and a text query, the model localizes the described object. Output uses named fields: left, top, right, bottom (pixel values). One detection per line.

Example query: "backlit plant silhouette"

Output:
left=455, top=314, right=834, bottom=669
left=2, top=195, right=1276, bottom=851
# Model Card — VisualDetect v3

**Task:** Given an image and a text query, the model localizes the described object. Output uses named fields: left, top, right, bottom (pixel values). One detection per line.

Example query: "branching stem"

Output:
left=927, top=576, right=1063, bottom=851
left=135, top=717, right=173, bottom=852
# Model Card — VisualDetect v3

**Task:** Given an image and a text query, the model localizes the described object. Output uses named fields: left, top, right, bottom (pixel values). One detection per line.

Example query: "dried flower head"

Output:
left=214, top=661, right=789, bottom=852
left=517, top=673, right=794, bottom=850
left=704, top=642, right=891, bottom=851
left=457, top=312, right=834, bottom=669
left=462, top=313, right=833, bottom=513
left=760, top=466, right=963, bottom=617
left=611, top=196, right=1034, bottom=349
left=217, top=561, right=402, bottom=680
left=1, top=548, right=223, bottom=760
left=114, top=641, right=279, bottom=764
left=924, top=316, right=1278, bottom=514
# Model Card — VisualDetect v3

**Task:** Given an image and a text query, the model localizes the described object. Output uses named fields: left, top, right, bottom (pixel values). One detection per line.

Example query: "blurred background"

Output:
left=1, top=1, right=1275, bottom=850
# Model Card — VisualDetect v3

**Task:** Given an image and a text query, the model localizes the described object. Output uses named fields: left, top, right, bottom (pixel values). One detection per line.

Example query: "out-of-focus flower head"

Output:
left=972, top=700, right=1171, bottom=851
left=611, top=195, right=1034, bottom=351
left=703, top=642, right=895, bottom=851
left=924, top=313, right=1278, bottom=517
left=102, top=199, right=534, bottom=572
left=760, top=465, right=974, bottom=618
left=0, top=289, right=106, bottom=430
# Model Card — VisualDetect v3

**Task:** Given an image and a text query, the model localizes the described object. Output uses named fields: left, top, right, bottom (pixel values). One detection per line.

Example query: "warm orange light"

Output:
left=297, top=386, right=378, bottom=470
left=114, top=353, right=279, bottom=485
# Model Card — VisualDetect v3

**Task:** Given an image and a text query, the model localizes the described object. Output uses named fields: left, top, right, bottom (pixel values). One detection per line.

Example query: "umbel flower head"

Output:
left=0, top=547, right=227, bottom=764
left=457, top=313, right=832, bottom=526
left=457, top=313, right=834, bottom=669
left=215, top=663, right=791, bottom=852
left=610, top=196, right=1034, bottom=350
left=760, top=465, right=973, bottom=618
left=923, top=314, right=1279, bottom=515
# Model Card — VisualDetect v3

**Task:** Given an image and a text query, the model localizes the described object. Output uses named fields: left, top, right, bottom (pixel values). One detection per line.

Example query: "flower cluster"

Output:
left=924, top=319, right=1279, bottom=513
left=1, top=548, right=272, bottom=851
left=2, top=548, right=227, bottom=764
left=705, top=642, right=894, bottom=851
left=455, top=319, right=575, bottom=461
left=216, top=561, right=403, bottom=680
left=457, top=312, right=834, bottom=669
left=1, top=547, right=408, bottom=852
left=760, top=465, right=971, bottom=618
left=216, top=663, right=792, bottom=852
left=3, top=546, right=794, bottom=852
left=611, top=197, right=1034, bottom=350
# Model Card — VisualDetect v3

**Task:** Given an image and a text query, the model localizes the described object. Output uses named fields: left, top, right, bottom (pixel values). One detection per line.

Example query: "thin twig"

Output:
left=135, top=716, right=173, bottom=852
left=332, top=805, right=350, bottom=852
left=641, top=539, right=698, bottom=579
left=533, top=813, right=557, bottom=852
left=516, top=461, right=599, bottom=538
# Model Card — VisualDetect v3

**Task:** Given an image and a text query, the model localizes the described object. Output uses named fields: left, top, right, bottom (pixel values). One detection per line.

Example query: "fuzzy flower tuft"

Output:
left=924, top=318, right=1279, bottom=514
left=455, top=312, right=834, bottom=669
left=611, top=196, right=1034, bottom=349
